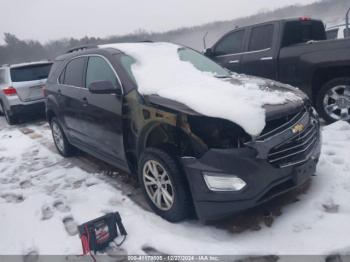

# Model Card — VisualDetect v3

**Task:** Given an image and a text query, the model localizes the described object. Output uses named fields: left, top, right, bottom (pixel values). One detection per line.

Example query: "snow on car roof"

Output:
left=100, top=42, right=301, bottom=136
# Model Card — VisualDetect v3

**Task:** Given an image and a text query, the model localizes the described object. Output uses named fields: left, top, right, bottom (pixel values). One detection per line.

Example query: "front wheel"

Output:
left=138, top=148, right=192, bottom=222
left=316, top=77, right=350, bottom=123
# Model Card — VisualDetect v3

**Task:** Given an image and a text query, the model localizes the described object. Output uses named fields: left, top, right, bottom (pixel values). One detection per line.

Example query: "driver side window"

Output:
left=214, top=30, right=245, bottom=56
left=86, top=56, right=120, bottom=89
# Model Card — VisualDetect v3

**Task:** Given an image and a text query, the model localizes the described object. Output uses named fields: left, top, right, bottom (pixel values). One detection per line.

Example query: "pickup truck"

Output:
left=205, top=17, right=350, bottom=123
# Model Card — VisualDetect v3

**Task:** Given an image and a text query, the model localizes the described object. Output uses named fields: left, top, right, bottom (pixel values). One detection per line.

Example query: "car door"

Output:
left=59, top=57, right=87, bottom=141
left=79, top=55, right=127, bottom=167
left=240, top=23, right=278, bottom=80
left=209, top=29, right=246, bottom=73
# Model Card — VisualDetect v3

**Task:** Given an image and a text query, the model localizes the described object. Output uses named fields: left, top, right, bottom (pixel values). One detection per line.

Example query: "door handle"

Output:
left=57, top=89, right=62, bottom=94
left=228, top=60, right=240, bottom=64
left=260, top=57, right=273, bottom=61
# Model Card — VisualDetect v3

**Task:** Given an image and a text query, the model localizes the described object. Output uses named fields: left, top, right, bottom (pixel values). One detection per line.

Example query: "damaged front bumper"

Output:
left=181, top=108, right=321, bottom=220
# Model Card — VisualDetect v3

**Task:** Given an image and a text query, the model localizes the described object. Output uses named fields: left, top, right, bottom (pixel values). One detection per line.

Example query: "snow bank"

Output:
left=101, top=42, right=301, bottom=136
left=1, top=119, right=350, bottom=256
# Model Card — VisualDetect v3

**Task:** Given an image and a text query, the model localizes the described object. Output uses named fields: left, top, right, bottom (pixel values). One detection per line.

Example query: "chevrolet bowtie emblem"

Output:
left=292, top=124, right=305, bottom=134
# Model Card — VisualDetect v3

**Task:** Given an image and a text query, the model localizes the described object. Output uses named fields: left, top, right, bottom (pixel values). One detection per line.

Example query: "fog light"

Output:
left=203, top=172, right=247, bottom=192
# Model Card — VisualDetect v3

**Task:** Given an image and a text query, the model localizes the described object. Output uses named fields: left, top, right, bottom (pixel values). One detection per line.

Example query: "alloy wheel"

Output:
left=323, top=85, right=350, bottom=121
left=52, top=121, right=65, bottom=153
left=142, top=160, right=174, bottom=211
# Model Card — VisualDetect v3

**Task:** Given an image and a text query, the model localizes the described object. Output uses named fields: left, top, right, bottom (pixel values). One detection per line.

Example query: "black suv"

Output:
left=45, top=42, right=321, bottom=222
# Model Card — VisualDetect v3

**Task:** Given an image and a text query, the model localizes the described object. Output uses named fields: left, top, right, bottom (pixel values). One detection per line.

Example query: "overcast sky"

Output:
left=0, top=0, right=317, bottom=44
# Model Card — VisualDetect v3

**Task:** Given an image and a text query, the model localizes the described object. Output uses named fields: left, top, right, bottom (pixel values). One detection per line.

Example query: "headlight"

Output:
left=203, top=172, right=247, bottom=192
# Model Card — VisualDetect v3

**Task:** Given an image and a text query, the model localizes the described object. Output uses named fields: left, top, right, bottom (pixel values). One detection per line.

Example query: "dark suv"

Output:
left=45, top=42, right=321, bottom=222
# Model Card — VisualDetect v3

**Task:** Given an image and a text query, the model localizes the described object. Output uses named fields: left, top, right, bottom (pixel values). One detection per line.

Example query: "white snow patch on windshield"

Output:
left=101, top=42, right=301, bottom=136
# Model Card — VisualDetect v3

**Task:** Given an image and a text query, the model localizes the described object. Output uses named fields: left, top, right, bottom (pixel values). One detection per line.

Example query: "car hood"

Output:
left=146, top=74, right=308, bottom=121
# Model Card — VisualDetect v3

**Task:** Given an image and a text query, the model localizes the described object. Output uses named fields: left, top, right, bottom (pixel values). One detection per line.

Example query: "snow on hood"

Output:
left=101, top=42, right=301, bottom=136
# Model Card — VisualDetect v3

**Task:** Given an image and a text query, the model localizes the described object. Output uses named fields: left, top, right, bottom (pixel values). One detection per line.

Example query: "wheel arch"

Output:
left=311, top=65, right=350, bottom=103
left=137, top=121, right=198, bottom=158
left=46, top=109, right=57, bottom=123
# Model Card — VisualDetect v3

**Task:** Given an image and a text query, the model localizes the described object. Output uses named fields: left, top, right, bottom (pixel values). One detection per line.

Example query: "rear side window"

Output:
left=248, top=24, right=274, bottom=51
left=63, top=57, right=86, bottom=87
left=214, top=30, right=245, bottom=55
left=10, top=63, right=52, bottom=82
left=86, top=56, right=120, bottom=89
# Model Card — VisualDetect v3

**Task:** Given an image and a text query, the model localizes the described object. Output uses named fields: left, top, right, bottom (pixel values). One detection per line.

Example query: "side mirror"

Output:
left=204, top=48, right=214, bottom=57
left=88, top=80, right=122, bottom=95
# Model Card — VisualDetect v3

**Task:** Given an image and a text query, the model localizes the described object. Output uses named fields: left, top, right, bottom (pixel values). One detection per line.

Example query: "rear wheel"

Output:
left=50, top=117, right=74, bottom=157
left=316, top=78, right=350, bottom=123
left=138, top=148, right=192, bottom=222
left=0, top=102, right=17, bottom=125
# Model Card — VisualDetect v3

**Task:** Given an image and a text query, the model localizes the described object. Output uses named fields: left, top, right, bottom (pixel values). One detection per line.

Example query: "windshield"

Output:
left=177, top=47, right=231, bottom=77
left=10, top=63, right=52, bottom=82
left=118, top=47, right=231, bottom=85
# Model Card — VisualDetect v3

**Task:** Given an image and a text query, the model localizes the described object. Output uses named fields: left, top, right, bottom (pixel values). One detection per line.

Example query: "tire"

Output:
left=0, top=102, right=17, bottom=125
left=315, top=77, right=350, bottom=124
left=50, top=117, right=74, bottom=157
left=138, top=148, right=192, bottom=222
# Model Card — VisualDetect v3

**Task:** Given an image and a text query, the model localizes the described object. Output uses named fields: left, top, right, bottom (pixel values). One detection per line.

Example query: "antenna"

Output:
left=203, top=32, right=209, bottom=51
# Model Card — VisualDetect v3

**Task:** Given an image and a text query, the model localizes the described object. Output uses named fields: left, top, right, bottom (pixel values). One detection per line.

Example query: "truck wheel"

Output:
left=0, top=102, right=17, bottom=125
left=138, top=148, right=192, bottom=222
left=316, top=77, right=350, bottom=123
left=50, top=117, right=74, bottom=157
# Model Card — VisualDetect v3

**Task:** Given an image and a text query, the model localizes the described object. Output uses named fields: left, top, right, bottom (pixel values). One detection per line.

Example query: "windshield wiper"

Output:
left=214, top=75, right=232, bottom=79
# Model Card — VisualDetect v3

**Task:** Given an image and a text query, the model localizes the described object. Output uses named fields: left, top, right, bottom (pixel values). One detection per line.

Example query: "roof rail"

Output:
left=65, top=45, right=98, bottom=54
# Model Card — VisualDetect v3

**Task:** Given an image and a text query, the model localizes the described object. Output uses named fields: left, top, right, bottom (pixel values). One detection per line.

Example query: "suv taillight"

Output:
left=3, top=87, right=17, bottom=96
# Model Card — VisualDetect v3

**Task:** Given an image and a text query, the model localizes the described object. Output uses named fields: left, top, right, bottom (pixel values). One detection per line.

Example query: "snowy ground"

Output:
left=0, top=116, right=350, bottom=261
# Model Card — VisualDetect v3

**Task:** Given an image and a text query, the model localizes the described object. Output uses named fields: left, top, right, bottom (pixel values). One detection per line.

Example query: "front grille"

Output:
left=259, top=108, right=306, bottom=141
left=267, top=119, right=318, bottom=168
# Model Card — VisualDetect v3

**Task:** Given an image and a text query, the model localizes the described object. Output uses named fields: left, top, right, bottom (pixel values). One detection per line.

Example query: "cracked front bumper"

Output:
left=181, top=136, right=321, bottom=221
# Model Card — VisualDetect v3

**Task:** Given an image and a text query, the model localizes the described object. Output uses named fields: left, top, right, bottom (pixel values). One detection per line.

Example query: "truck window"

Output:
left=282, top=20, right=326, bottom=47
left=248, top=24, right=274, bottom=51
left=214, top=30, right=245, bottom=55
left=326, top=29, right=339, bottom=40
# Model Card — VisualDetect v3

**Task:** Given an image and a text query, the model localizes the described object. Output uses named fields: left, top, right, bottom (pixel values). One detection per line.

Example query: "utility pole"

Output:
left=346, top=7, right=350, bottom=37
